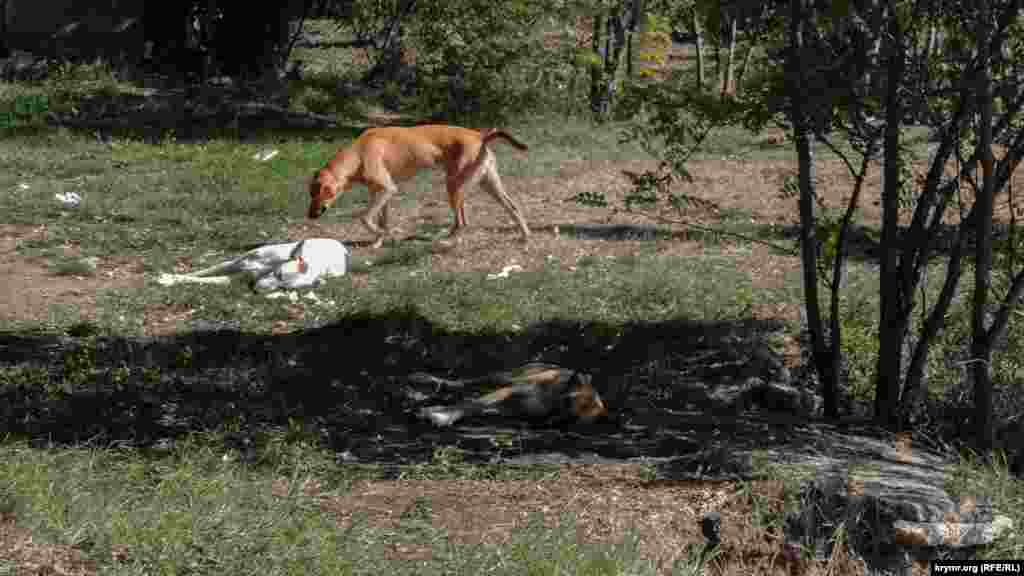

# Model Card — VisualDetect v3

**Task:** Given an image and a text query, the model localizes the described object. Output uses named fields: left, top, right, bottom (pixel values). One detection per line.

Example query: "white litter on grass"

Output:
left=156, top=238, right=348, bottom=291
left=17, top=183, right=30, bottom=191
left=253, top=149, right=279, bottom=162
left=486, top=264, right=523, bottom=280
left=158, top=273, right=231, bottom=286
left=55, top=192, right=82, bottom=208
left=265, top=291, right=299, bottom=301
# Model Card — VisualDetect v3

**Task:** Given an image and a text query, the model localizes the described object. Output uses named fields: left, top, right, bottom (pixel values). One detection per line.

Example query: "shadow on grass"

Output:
left=771, top=220, right=1021, bottom=265
left=45, top=81, right=370, bottom=143
left=0, top=309, right=844, bottom=468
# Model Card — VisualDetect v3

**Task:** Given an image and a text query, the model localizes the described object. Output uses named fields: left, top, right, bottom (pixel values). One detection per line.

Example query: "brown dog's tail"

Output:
left=481, top=128, right=529, bottom=151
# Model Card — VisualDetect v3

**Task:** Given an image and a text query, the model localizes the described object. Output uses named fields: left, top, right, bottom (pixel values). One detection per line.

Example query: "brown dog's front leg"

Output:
left=362, top=184, right=401, bottom=247
left=369, top=201, right=392, bottom=249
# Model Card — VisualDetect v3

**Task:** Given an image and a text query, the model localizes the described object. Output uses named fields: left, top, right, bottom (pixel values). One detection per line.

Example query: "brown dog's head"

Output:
left=569, top=373, right=608, bottom=424
left=308, top=169, right=341, bottom=219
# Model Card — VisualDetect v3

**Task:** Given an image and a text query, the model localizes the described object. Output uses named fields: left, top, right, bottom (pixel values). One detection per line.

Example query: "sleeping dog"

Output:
left=156, top=238, right=348, bottom=291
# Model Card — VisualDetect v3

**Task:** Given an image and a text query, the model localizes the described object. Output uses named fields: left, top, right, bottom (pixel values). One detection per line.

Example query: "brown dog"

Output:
left=409, top=363, right=608, bottom=427
left=308, top=124, right=531, bottom=247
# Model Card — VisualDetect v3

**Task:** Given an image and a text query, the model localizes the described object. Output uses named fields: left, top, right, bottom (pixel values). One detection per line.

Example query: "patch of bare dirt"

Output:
left=280, top=464, right=888, bottom=575
left=0, top=224, right=146, bottom=329
left=0, top=512, right=98, bottom=575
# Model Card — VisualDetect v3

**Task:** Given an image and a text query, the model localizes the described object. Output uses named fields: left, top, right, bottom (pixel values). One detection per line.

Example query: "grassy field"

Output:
left=3, top=19, right=1024, bottom=575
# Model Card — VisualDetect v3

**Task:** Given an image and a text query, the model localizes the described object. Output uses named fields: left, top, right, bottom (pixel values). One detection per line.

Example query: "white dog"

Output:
left=157, top=238, right=348, bottom=291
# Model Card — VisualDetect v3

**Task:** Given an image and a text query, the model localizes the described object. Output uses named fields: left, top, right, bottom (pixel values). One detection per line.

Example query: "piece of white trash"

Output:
left=253, top=149, right=279, bottom=162
left=486, top=264, right=523, bottom=280
left=55, top=192, right=82, bottom=208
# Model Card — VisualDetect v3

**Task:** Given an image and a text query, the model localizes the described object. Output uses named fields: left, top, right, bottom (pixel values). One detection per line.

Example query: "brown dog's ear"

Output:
left=309, top=171, right=324, bottom=197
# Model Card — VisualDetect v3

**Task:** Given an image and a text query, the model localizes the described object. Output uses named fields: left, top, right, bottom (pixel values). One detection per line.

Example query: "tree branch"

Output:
left=986, top=266, right=1024, bottom=350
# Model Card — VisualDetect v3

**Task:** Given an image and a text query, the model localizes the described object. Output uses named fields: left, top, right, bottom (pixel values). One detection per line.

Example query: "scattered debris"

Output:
left=252, top=149, right=279, bottom=162
left=264, top=291, right=299, bottom=301
left=54, top=192, right=82, bottom=208
left=486, top=264, right=523, bottom=280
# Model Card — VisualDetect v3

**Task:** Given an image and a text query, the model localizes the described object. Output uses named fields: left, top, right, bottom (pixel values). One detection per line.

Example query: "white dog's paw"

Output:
left=418, top=406, right=462, bottom=427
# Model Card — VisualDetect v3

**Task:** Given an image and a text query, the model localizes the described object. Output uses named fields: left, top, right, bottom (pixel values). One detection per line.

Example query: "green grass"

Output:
left=27, top=247, right=758, bottom=338
left=0, top=110, right=760, bottom=339
left=946, top=451, right=1024, bottom=560
left=0, top=113, right=644, bottom=271
left=0, top=439, right=659, bottom=575
left=3, top=33, right=1024, bottom=574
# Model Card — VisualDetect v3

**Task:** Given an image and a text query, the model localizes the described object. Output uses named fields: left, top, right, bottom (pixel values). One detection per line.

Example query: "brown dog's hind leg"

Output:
left=479, top=156, right=530, bottom=242
left=445, top=148, right=488, bottom=239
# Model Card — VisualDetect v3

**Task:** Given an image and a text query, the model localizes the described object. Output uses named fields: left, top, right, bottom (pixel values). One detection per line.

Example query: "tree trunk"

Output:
left=590, top=6, right=605, bottom=117
left=826, top=150, right=876, bottom=422
left=0, top=0, right=9, bottom=58
left=363, top=0, right=417, bottom=85
left=605, top=3, right=628, bottom=101
left=713, top=16, right=721, bottom=89
left=736, top=43, right=756, bottom=92
left=898, top=30, right=986, bottom=409
left=972, top=0, right=995, bottom=454
left=789, top=0, right=830, bottom=413
left=590, top=1, right=631, bottom=121
left=627, top=0, right=645, bottom=78
left=721, top=15, right=737, bottom=97
left=694, top=10, right=706, bottom=90
left=874, top=0, right=905, bottom=429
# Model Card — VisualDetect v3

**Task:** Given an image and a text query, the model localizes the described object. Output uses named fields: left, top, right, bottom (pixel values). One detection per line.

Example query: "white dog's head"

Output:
left=252, top=239, right=349, bottom=291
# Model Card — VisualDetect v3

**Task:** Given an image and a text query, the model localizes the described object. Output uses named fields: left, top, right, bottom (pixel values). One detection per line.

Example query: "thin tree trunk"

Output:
left=627, top=0, right=645, bottom=78
left=364, top=0, right=417, bottom=84
left=605, top=4, right=628, bottom=102
left=874, top=0, right=905, bottom=429
left=789, top=0, right=829, bottom=409
left=736, top=43, right=755, bottom=92
left=588, top=2, right=630, bottom=120
left=972, top=0, right=995, bottom=453
left=0, top=0, right=8, bottom=57
left=694, top=10, right=705, bottom=90
left=826, top=150, right=875, bottom=421
left=713, top=17, right=721, bottom=90
left=721, top=15, right=737, bottom=97
left=590, top=6, right=604, bottom=117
